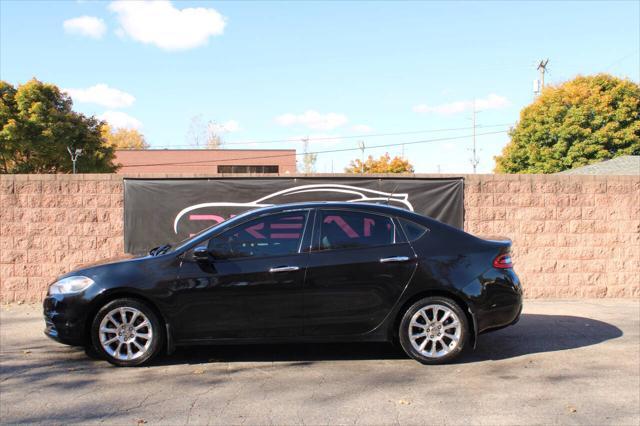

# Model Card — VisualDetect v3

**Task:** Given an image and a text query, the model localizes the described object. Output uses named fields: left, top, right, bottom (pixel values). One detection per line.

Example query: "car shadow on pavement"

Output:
left=459, top=313, right=623, bottom=363
left=152, top=313, right=623, bottom=366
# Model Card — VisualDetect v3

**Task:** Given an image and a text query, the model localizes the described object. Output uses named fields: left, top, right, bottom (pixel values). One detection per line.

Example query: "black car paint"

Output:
left=43, top=202, right=522, bottom=352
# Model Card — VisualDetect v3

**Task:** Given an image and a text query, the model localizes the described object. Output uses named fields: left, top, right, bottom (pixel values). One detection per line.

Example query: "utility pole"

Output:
left=469, top=101, right=480, bottom=174
left=537, top=59, right=549, bottom=89
left=358, top=140, right=365, bottom=174
left=67, top=146, right=82, bottom=174
left=301, top=136, right=310, bottom=173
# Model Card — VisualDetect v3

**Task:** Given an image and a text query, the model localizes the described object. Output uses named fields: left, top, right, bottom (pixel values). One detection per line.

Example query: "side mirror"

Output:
left=193, top=246, right=211, bottom=262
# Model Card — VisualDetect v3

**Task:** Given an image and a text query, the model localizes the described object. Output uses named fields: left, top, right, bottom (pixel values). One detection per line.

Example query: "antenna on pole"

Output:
left=535, top=59, right=549, bottom=95
left=358, top=140, right=366, bottom=174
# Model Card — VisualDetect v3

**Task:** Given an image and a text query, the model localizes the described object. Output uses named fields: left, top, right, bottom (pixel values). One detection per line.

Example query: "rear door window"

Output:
left=318, top=210, right=396, bottom=251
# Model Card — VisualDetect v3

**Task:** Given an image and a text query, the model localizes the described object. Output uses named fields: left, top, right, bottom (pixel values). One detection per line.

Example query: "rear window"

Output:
left=399, top=218, right=429, bottom=242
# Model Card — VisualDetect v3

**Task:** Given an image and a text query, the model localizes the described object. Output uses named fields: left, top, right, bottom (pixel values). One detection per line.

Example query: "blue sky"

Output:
left=1, top=0, right=638, bottom=173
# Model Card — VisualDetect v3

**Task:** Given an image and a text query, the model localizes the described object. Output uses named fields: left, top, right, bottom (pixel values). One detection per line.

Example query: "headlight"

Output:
left=49, top=276, right=95, bottom=295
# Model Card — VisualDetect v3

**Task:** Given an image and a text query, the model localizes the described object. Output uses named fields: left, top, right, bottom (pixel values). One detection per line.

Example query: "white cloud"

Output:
left=275, top=110, right=348, bottom=131
left=413, top=93, right=510, bottom=115
left=65, top=84, right=135, bottom=109
left=99, top=111, right=142, bottom=130
left=109, top=0, right=226, bottom=51
left=63, top=16, right=107, bottom=39
left=210, top=120, right=241, bottom=133
left=352, top=124, right=372, bottom=133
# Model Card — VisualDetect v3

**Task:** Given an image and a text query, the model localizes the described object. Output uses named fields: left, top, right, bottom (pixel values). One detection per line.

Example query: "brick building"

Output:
left=114, top=149, right=297, bottom=174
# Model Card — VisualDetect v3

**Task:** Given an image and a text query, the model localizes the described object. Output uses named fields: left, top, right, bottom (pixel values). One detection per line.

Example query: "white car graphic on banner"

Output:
left=173, top=184, right=414, bottom=234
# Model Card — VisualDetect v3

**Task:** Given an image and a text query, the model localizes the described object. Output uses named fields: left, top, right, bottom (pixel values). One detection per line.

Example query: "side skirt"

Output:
left=174, top=334, right=390, bottom=347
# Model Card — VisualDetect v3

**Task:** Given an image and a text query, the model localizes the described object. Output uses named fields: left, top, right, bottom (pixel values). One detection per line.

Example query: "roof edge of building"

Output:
left=115, top=149, right=297, bottom=152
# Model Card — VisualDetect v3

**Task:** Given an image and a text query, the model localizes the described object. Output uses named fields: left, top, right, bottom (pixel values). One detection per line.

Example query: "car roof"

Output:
left=251, top=201, right=426, bottom=220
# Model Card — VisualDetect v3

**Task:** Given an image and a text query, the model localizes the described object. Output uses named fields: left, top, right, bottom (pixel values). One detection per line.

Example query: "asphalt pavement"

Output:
left=1, top=299, right=639, bottom=425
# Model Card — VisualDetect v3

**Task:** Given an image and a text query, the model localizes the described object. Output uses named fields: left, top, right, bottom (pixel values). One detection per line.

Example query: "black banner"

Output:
left=123, top=178, right=464, bottom=254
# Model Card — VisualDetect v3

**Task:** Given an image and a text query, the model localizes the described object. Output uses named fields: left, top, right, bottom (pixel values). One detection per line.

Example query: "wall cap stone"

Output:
left=2, top=173, right=639, bottom=182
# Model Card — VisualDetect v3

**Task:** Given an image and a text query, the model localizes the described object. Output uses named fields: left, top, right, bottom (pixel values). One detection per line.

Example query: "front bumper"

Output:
left=43, top=294, right=90, bottom=346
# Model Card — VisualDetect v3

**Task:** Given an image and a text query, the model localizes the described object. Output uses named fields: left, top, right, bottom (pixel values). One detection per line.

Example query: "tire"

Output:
left=399, top=296, right=469, bottom=364
left=84, top=344, right=102, bottom=360
left=90, top=298, right=164, bottom=367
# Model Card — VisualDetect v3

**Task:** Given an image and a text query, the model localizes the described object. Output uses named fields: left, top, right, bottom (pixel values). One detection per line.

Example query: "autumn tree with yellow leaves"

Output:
left=101, top=124, right=148, bottom=150
left=345, top=153, right=414, bottom=174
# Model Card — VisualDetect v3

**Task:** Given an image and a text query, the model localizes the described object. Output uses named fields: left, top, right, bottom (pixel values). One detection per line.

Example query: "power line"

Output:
left=605, top=50, right=640, bottom=72
left=119, top=129, right=508, bottom=168
left=223, top=123, right=512, bottom=145
left=121, top=122, right=514, bottom=150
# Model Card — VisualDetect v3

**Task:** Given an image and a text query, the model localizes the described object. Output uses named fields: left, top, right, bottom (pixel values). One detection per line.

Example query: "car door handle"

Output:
left=269, top=266, right=300, bottom=273
left=379, top=256, right=410, bottom=263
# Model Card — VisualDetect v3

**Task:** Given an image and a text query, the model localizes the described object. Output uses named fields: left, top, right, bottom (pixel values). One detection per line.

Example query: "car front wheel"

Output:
left=399, top=296, right=469, bottom=364
left=90, top=298, right=164, bottom=367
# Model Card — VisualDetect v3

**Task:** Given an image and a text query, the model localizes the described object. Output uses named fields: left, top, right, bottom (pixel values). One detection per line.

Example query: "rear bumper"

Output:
left=475, top=268, right=523, bottom=334
left=43, top=294, right=89, bottom=346
left=480, top=300, right=522, bottom=334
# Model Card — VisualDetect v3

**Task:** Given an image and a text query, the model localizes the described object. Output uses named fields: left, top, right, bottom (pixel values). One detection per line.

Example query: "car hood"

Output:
left=74, top=253, right=138, bottom=270
left=58, top=253, right=150, bottom=281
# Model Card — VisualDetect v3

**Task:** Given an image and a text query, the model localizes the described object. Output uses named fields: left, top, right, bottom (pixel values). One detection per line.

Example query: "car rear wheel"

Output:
left=90, top=298, right=163, bottom=367
left=399, top=296, right=469, bottom=364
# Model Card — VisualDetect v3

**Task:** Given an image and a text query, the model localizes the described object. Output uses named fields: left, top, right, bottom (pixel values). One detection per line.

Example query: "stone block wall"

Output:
left=1, top=175, right=124, bottom=302
left=1, top=173, right=638, bottom=302
left=463, top=174, right=639, bottom=298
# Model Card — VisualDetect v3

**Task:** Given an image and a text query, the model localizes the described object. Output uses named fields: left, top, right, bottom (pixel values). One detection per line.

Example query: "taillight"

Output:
left=493, top=253, right=513, bottom=269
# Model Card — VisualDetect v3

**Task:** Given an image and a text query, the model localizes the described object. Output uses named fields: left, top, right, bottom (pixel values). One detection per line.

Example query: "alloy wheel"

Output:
left=98, top=307, right=153, bottom=361
left=408, top=304, right=462, bottom=358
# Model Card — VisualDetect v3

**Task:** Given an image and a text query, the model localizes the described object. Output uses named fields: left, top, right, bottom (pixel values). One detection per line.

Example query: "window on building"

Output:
left=217, top=165, right=279, bottom=174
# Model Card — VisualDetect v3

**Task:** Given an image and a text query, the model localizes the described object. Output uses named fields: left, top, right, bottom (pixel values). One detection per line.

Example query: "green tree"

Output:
left=495, top=74, right=640, bottom=173
left=345, top=152, right=414, bottom=173
left=0, top=78, right=118, bottom=174
left=101, top=123, right=148, bottom=149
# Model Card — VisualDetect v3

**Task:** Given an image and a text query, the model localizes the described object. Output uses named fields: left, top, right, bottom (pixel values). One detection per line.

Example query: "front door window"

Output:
left=208, top=211, right=308, bottom=259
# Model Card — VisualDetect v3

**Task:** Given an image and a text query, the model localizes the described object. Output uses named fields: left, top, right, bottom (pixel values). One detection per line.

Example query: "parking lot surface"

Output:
left=1, top=299, right=639, bottom=425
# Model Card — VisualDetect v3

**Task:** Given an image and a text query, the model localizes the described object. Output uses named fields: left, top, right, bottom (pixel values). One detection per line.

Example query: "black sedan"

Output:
left=44, top=202, right=522, bottom=366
